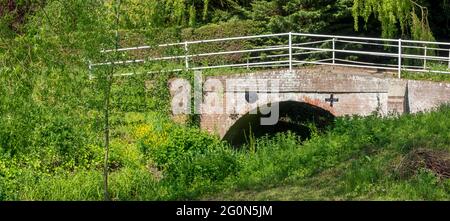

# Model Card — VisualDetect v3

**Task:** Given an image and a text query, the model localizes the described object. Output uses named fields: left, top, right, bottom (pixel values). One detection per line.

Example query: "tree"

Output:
left=100, top=0, right=122, bottom=201
left=352, top=0, right=434, bottom=40
left=246, top=0, right=355, bottom=34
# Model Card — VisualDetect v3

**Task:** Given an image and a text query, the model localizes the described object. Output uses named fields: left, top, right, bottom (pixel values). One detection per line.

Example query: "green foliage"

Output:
left=352, top=0, right=435, bottom=40
left=1, top=0, right=450, bottom=202
left=138, top=123, right=222, bottom=171
left=181, top=20, right=263, bottom=65
left=236, top=132, right=302, bottom=187
left=2, top=104, right=450, bottom=200
left=188, top=4, right=196, bottom=27
left=401, top=64, right=450, bottom=83
left=110, top=76, right=148, bottom=112
left=164, top=146, right=239, bottom=199
left=247, top=0, right=354, bottom=34
left=109, top=167, right=162, bottom=200
left=0, top=0, right=46, bottom=36
left=113, top=0, right=240, bottom=29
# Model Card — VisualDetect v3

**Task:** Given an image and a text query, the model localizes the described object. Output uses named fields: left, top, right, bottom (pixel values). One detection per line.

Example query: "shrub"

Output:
left=181, top=20, right=264, bottom=65
left=167, top=146, right=238, bottom=183
left=109, top=140, right=143, bottom=170
left=138, top=123, right=223, bottom=171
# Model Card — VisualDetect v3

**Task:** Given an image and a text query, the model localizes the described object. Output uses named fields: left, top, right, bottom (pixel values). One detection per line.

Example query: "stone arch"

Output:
left=222, top=100, right=335, bottom=146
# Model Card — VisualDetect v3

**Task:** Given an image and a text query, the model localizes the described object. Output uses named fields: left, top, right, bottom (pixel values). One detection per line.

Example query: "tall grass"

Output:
left=2, top=105, right=449, bottom=200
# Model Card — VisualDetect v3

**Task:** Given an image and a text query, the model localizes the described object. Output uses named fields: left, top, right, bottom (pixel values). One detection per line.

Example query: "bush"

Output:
left=138, top=123, right=223, bottom=171
left=167, top=146, right=238, bottom=182
left=135, top=118, right=240, bottom=199
left=163, top=146, right=239, bottom=199
left=111, top=76, right=149, bottom=113
left=181, top=20, right=264, bottom=65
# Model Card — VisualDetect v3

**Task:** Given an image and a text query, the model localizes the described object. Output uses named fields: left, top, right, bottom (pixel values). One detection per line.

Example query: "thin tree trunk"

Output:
left=103, top=0, right=121, bottom=201
left=103, top=73, right=111, bottom=201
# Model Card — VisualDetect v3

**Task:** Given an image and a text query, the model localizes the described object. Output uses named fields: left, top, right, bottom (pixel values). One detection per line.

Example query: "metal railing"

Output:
left=90, top=32, right=450, bottom=78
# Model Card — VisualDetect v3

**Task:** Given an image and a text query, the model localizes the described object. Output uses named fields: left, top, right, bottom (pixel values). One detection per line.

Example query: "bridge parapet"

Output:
left=206, top=68, right=389, bottom=93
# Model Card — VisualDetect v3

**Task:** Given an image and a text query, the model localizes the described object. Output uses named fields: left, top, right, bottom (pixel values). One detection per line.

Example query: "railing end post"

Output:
left=184, top=41, right=189, bottom=70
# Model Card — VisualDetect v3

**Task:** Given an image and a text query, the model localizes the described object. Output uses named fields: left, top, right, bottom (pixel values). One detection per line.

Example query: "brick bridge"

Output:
left=170, top=66, right=450, bottom=145
left=91, top=32, right=450, bottom=145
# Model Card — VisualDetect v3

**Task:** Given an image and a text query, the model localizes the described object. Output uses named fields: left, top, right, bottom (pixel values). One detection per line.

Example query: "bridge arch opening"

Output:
left=223, top=101, right=335, bottom=147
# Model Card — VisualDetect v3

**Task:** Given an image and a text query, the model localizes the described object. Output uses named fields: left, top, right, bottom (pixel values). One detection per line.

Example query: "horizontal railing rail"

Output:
left=90, top=32, right=450, bottom=78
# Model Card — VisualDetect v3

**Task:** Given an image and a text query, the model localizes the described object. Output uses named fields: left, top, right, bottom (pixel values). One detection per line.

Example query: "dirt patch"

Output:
left=398, top=148, right=450, bottom=179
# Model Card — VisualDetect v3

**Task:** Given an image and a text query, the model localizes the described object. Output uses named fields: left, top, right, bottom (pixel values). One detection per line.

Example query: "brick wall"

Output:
left=170, top=66, right=450, bottom=138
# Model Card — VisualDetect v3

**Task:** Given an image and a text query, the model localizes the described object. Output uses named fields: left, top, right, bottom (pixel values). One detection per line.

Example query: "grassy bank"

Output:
left=1, top=1, right=449, bottom=201
left=1, top=105, right=449, bottom=201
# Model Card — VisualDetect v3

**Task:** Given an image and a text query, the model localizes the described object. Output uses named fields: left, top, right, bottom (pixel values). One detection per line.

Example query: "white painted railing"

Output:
left=90, top=32, right=450, bottom=78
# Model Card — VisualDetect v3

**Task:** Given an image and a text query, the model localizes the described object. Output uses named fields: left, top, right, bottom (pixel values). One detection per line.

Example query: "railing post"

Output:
left=448, top=48, right=450, bottom=69
left=398, top=39, right=402, bottom=79
left=332, top=38, right=336, bottom=64
left=184, top=41, right=189, bottom=70
left=246, top=57, right=250, bottom=70
left=289, top=32, right=292, bottom=72
left=423, top=46, right=427, bottom=69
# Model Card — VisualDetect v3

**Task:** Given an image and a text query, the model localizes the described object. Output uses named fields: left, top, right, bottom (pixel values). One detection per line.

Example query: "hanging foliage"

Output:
left=203, top=0, right=209, bottom=21
left=110, top=0, right=238, bottom=29
left=352, top=0, right=435, bottom=41
left=189, top=4, right=196, bottom=27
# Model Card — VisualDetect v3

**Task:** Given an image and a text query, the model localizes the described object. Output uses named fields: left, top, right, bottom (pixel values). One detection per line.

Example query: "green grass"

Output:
left=2, top=0, right=450, bottom=202
left=401, top=63, right=450, bottom=83
left=2, top=105, right=449, bottom=201
left=402, top=72, right=450, bottom=83
left=207, top=148, right=449, bottom=201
